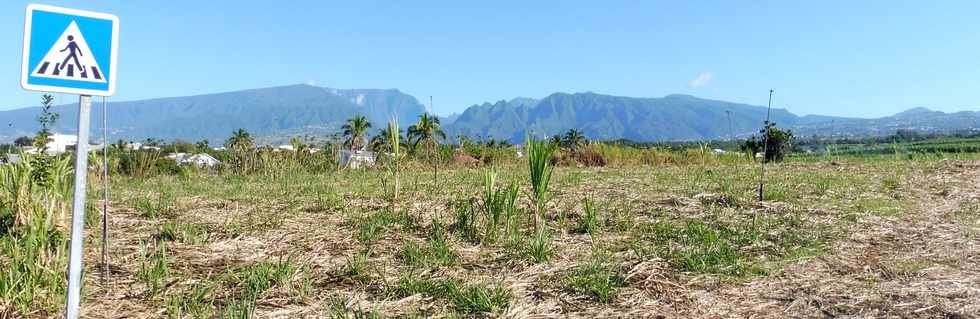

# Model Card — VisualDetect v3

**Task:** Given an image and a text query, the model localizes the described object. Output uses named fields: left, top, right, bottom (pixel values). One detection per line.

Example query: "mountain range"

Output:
left=1, top=84, right=978, bottom=144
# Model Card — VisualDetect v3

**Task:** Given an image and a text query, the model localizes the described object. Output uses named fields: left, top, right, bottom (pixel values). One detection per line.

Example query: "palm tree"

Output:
left=225, top=128, right=254, bottom=150
left=562, top=129, right=587, bottom=149
left=342, top=115, right=372, bottom=151
left=195, top=139, right=210, bottom=151
left=369, top=128, right=388, bottom=153
left=549, top=134, right=562, bottom=147
left=369, top=126, right=403, bottom=153
left=407, top=113, right=446, bottom=182
left=407, top=113, right=446, bottom=149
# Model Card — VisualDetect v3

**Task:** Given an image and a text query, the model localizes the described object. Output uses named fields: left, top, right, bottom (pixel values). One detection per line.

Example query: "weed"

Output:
left=343, top=251, right=370, bottom=282
left=221, top=257, right=302, bottom=318
left=525, top=230, right=554, bottom=263
left=451, top=199, right=480, bottom=242
left=881, top=175, right=902, bottom=197
left=135, top=190, right=175, bottom=219
left=566, top=252, right=624, bottom=303
left=852, top=198, right=904, bottom=216
left=401, top=224, right=457, bottom=269
left=353, top=209, right=405, bottom=242
left=166, top=282, right=216, bottom=319
left=324, top=295, right=382, bottom=319
left=426, top=219, right=457, bottom=266
left=388, top=276, right=511, bottom=316
left=575, top=197, right=600, bottom=235
left=673, top=221, right=747, bottom=275
left=401, top=241, right=428, bottom=268
left=156, top=221, right=208, bottom=244
left=137, top=240, right=171, bottom=295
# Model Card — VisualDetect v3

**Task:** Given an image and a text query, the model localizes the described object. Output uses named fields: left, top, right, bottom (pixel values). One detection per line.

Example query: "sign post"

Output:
left=66, top=95, right=91, bottom=318
left=21, top=4, right=118, bottom=318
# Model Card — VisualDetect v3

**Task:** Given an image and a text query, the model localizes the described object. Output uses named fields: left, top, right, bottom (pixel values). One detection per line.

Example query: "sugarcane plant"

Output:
left=526, top=134, right=556, bottom=233
left=387, top=119, right=402, bottom=203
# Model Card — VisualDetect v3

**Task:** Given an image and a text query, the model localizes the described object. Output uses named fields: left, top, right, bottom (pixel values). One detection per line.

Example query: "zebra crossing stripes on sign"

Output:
left=21, top=4, right=119, bottom=96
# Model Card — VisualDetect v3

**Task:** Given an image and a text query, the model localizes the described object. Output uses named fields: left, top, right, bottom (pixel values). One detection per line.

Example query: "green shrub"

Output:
left=155, top=157, right=185, bottom=175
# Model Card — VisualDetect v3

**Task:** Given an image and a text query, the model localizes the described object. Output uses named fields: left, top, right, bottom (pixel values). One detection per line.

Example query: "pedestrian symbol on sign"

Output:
left=31, top=21, right=106, bottom=83
left=60, top=35, right=84, bottom=71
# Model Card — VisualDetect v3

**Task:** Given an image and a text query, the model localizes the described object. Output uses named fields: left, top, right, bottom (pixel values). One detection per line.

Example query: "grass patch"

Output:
left=565, top=252, right=623, bottom=303
left=507, top=230, right=554, bottom=263
left=137, top=240, right=171, bottom=296
left=852, top=198, right=905, bottom=216
left=631, top=209, right=827, bottom=277
left=156, top=221, right=209, bottom=244
left=400, top=221, right=457, bottom=269
left=574, top=197, right=601, bottom=235
left=343, top=251, right=371, bottom=283
left=0, top=217, right=69, bottom=315
left=135, top=190, right=176, bottom=219
left=387, top=275, right=511, bottom=316
left=165, top=281, right=216, bottom=318
left=324, top=295, right=382, bottom=319
left=219, top=257, right=306, bottom=317
left=349, top=209, right=416, bottom=242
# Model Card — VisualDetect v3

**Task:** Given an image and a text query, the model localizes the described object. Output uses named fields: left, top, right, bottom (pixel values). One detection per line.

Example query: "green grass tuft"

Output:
left=566, top=252, right=624, bottom=303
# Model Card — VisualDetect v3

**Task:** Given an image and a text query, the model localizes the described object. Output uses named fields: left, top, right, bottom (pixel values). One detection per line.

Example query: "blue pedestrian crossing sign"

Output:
left=21, top=4, right=119, bottom=96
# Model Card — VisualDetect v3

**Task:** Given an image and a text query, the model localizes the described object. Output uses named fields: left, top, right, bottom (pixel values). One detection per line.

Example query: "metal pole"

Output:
left=757, top=90, right=773, bottom=201
left=65, top=95, right=92, bottom=319
left=101, top=96, right=109, bottom=286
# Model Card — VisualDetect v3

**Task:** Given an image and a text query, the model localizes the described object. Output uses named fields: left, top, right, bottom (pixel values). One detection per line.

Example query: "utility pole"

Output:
left=758, top=90, right=774, bottom=201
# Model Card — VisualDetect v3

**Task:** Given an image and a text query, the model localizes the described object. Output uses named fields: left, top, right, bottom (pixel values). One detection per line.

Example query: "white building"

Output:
left=21, top=133, right=95, bottom=155
left=43, top=133, right=78, bottom=155
left=339, top=150, right=375, bottom=169
left=184, top=154, right=221, bottom=167
left=167, top=152, right=221, bottom=167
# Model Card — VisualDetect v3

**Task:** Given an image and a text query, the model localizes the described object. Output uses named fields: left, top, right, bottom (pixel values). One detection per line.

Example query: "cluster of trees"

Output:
left=549, top=129, right=588, bottom=150
left=339, top=114, right=447, bottom=155
left=741, top=121, right=794, bottom=163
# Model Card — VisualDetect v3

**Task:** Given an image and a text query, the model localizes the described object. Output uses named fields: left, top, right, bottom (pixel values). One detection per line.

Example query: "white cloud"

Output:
left=687, top=72, right=713, bottom=89
left=305, top=79, right=319, bottom=86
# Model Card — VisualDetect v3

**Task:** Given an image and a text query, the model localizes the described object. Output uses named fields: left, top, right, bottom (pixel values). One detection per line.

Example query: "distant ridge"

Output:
left=0, top=84, right=427, bottom=143
left=2, top=85, right=978, bottom=144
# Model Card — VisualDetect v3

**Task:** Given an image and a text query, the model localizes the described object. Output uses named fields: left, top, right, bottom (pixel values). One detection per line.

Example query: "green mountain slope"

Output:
left=0, top=84, right=427, bottom=143
left=3, top=86, right=977, bottom=144
left=446, top=92, right=802, bottom=142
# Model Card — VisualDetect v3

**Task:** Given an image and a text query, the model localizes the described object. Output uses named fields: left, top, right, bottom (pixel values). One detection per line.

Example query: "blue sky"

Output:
left=1, top=0, right=978, bottom=117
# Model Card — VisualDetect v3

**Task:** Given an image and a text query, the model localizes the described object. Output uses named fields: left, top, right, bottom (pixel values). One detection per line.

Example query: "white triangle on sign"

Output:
left=30, top=21, right=107, bottom=83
